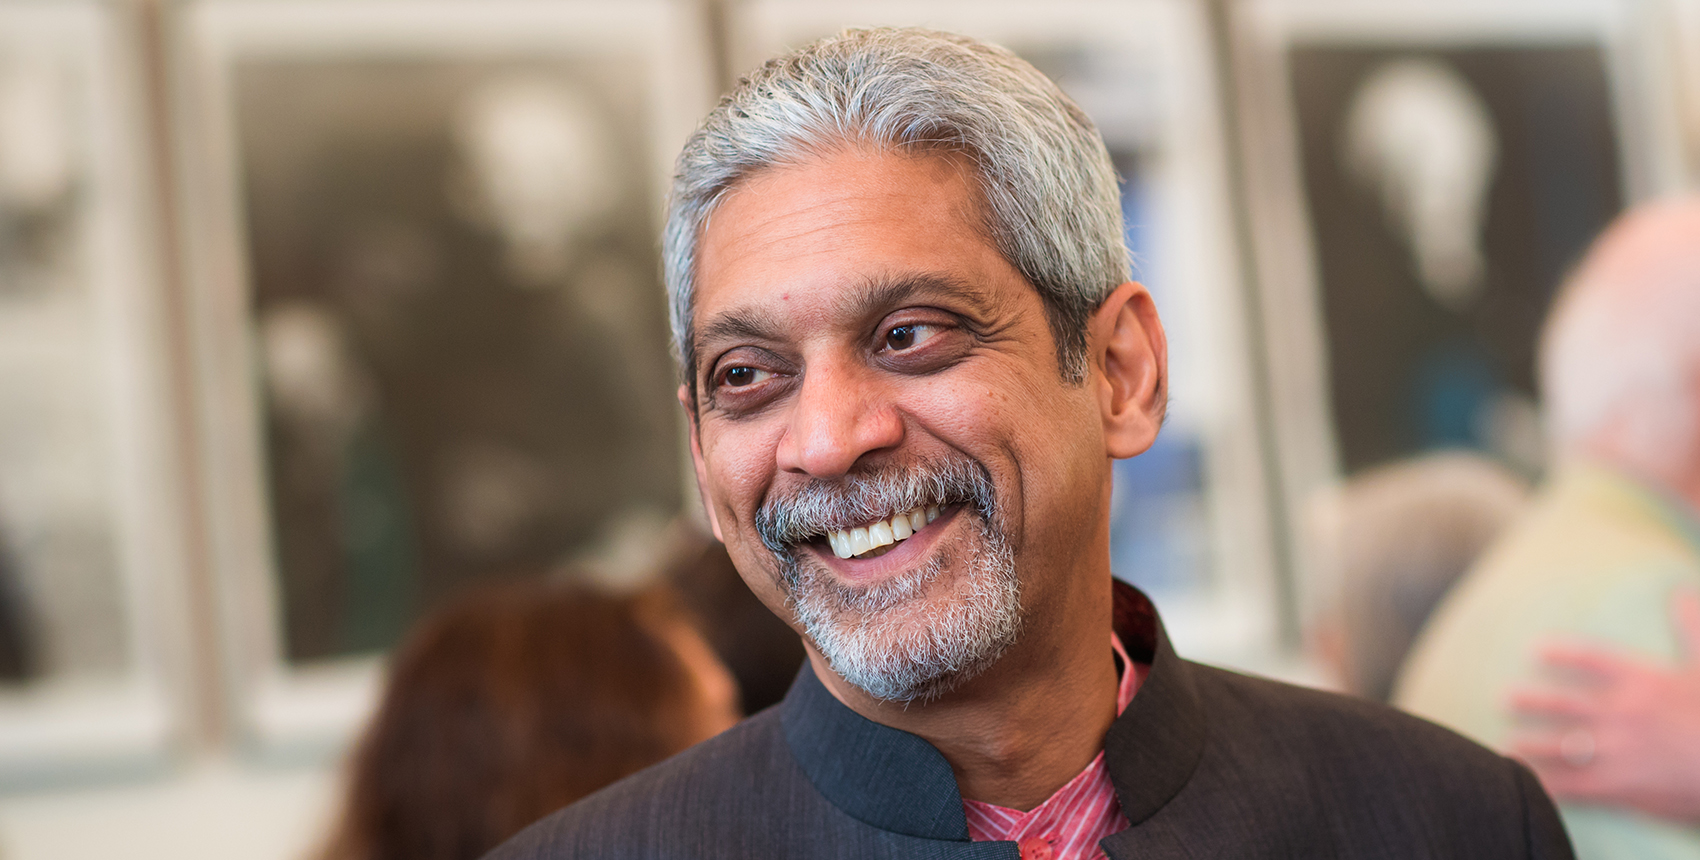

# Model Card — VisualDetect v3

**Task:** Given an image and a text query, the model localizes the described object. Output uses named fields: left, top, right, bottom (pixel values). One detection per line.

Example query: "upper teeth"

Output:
left=827, top=505, right=941, bottom=559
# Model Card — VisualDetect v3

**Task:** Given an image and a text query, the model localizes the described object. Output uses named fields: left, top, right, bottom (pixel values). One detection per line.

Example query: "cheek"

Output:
left=907, top=375, right=1105, bottom=538
left=697, top=422, right=796, bottom=611
left=727, top=542, right=799, bottom=628
left=698, top=422, right=777, bottom=528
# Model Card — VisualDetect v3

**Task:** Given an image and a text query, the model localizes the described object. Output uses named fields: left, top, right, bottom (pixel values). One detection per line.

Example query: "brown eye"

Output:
left=721, top=366, right=770, bottom=388
left=884, top=324, right=938, bottom=352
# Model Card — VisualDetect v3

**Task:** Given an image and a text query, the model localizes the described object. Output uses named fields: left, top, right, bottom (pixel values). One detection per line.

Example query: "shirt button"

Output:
left=1017, top=837, right=1054, bottom=860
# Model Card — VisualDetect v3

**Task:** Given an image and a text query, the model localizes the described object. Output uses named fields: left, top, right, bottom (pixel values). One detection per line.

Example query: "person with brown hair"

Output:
left=316, top=579, right=739, bottom=860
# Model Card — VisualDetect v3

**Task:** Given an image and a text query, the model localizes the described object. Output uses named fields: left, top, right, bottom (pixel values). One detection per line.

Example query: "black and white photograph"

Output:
left=174, top=0, right=713, bottom=753
left=1290, top=43, right=1621, bottom=476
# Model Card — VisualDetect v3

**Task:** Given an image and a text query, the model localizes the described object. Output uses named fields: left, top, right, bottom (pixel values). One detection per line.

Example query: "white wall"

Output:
left=0, top=757, right=337, bottom=860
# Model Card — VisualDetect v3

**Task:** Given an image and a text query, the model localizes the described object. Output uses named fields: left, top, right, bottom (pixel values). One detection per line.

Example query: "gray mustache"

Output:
left=754, top=456, right=997, bottom=554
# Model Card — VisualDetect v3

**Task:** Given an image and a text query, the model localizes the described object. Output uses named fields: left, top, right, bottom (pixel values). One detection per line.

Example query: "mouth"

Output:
left=819, top=504, right=944, bottom=560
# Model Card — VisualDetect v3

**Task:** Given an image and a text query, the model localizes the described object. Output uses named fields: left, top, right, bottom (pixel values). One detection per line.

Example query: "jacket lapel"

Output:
left=1099, top=581, right=1208, bottom=859
left=780, top=662, right=974, bottom=841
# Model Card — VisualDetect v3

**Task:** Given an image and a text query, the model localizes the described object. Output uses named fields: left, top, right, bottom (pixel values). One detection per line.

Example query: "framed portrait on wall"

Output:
left=1231, top=0, right=1686, bottom=614
left=730, top=0, right=1286, bottom=673
left=0, top=0, right=195, bottom=785
left=172, top=0, right=714, bottom=757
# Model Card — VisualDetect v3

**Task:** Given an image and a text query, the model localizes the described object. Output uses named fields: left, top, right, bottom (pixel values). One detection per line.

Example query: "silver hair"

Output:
left=663, top=26, right=1130, bottom=388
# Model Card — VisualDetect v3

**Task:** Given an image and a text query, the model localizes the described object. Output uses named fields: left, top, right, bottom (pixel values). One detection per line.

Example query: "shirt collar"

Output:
left=1556, top=460, right=1700, bottom=556
left=779, top=581, right=1206, bottom=840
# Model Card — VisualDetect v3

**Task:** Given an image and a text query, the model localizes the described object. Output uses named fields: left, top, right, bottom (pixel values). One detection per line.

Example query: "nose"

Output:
left=775, top=360, right=904, bottom=479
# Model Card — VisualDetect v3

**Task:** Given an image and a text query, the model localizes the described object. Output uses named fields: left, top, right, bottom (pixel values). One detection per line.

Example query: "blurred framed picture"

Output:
left=730, top=0, right=1284, bottom=672
left=0, top=1, right=195, bottom=785
left=1231, top=0, right=1685, bottom=614
left=172, top=0, right=714, bottom=757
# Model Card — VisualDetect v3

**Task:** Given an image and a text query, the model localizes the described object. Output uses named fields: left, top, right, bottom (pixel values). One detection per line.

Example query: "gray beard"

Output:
left=782, top=514, right=1021, bottom=702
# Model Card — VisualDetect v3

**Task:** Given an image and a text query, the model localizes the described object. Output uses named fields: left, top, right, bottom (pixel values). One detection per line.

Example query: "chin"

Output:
left=787, top=514, right=1023, bottom=704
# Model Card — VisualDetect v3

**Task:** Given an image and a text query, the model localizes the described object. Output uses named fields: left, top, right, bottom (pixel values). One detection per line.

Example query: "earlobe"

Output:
left=1092, top=282, right=1168, bottom=460
left=680, top=384, right=724, bottom=542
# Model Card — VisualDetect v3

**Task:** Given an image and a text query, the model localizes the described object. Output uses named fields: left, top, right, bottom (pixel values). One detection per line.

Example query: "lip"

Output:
left=801, top=504, right=964, bottom=586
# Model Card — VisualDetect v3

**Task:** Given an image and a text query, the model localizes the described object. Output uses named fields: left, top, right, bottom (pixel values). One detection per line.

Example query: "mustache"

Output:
left=753, top=454, right=997, bottom=555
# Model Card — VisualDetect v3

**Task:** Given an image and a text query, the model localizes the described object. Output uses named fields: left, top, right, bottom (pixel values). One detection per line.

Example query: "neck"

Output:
left=806, top=575, right=1118, bottom=811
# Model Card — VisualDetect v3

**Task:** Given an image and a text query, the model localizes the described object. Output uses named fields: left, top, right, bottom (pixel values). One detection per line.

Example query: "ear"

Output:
left=1089, top=281, right=1167, bottom=459
left=680, top=384, right=724, bottom=542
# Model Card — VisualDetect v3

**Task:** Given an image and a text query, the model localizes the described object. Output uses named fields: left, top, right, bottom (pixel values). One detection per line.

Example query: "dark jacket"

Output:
left=487, top=582, right=1574, bottom=859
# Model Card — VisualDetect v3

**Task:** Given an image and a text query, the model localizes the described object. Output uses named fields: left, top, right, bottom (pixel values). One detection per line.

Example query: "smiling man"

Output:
left=487, top=27, right=1572, bottom=860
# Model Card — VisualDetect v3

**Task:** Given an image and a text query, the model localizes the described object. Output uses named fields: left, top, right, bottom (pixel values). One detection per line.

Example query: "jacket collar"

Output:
left=779, top=581, right=1206, bottom=840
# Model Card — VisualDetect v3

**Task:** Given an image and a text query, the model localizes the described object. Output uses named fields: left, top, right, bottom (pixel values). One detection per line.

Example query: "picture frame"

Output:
left=730, top=0, right=1287, bottom=674
left=0, top=0, right=195, bottom=787
left=170, top=0, right=715, bottom=759
left=1230, top=0, right=1687, bottom=619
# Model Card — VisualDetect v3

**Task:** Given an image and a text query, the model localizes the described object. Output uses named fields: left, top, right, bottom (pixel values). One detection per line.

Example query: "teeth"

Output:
left=849, top=527, right=871, bottom=556
left=868, top=521, right=894, bottom=546
left=825, top=504, right=944, bottom=559
left=828, top=531, right=850, bottom=559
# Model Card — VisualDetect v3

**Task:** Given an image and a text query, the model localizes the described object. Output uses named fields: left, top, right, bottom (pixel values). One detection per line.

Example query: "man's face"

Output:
left=685, top=148, right=1116, bottom=702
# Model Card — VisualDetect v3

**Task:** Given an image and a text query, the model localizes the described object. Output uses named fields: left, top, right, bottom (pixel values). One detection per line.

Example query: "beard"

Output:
left=754, top=454, right=1022, bottom=703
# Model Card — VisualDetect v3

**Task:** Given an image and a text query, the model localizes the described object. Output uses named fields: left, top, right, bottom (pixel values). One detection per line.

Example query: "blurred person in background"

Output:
left=1309, top=451, right=1529, bottom=701
left=316, top=579, right=739, bottom=860
left=661, top=529, right=805, bottom=714
left=1509, top=591, right=1700, bottom=828
left=1396, top=196, right=1700, bottom=858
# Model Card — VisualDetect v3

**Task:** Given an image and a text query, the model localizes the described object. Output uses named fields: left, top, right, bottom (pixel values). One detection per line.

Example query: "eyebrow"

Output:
left=695, top=307, right=786, bottom=353
left=847, top=272, right=990, bottom=321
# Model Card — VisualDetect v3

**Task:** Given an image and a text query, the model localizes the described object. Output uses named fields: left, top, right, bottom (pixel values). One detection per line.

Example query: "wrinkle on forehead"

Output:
left=703, top=146, right=991, bottom=274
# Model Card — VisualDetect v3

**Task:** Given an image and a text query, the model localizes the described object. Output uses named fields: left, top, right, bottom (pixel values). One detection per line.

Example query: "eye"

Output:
left=883, top=323, right=940, bottom=352
left=720, top=366, right=772, bottom=388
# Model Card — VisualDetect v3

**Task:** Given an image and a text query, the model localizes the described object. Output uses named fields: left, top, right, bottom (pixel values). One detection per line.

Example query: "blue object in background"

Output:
left=1411, top=342, right=1499, bottom=452
left=1106, top=152, right=1212, bottom=600
left=1110, top=432, right=1210, bottom=598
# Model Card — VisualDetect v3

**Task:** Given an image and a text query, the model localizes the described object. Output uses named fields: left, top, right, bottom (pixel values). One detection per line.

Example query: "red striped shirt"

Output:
left=962, top=634, right=1146, bottom=860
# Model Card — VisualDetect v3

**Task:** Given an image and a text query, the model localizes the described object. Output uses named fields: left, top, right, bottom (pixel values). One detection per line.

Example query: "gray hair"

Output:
left=663, top=27, right=1130, bottom=388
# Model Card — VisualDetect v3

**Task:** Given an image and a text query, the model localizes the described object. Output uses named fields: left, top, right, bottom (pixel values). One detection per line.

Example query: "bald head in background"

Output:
left=1541, top=196, right=1700, bottom=506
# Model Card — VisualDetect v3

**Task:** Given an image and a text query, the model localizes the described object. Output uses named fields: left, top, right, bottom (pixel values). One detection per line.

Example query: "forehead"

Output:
left=691, top=148, right=1015, bottom=347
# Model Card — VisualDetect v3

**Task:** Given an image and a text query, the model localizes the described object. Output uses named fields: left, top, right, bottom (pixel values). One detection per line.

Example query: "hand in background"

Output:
left=1508, top=591, right=1700, bottom=823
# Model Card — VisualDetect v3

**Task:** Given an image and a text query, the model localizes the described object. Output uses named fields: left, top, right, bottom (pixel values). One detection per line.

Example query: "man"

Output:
left=491, top=27, right=1569, bottom=859
left=1396, top=197, right=1700, bottom=859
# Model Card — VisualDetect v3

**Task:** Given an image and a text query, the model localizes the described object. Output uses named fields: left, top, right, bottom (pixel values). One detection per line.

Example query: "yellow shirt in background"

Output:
left=1395, top=462, right=1700, bottom=859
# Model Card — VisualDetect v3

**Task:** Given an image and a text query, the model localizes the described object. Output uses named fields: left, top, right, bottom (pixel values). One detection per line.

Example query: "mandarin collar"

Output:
left=778, top=581, right=1206, bottom=842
